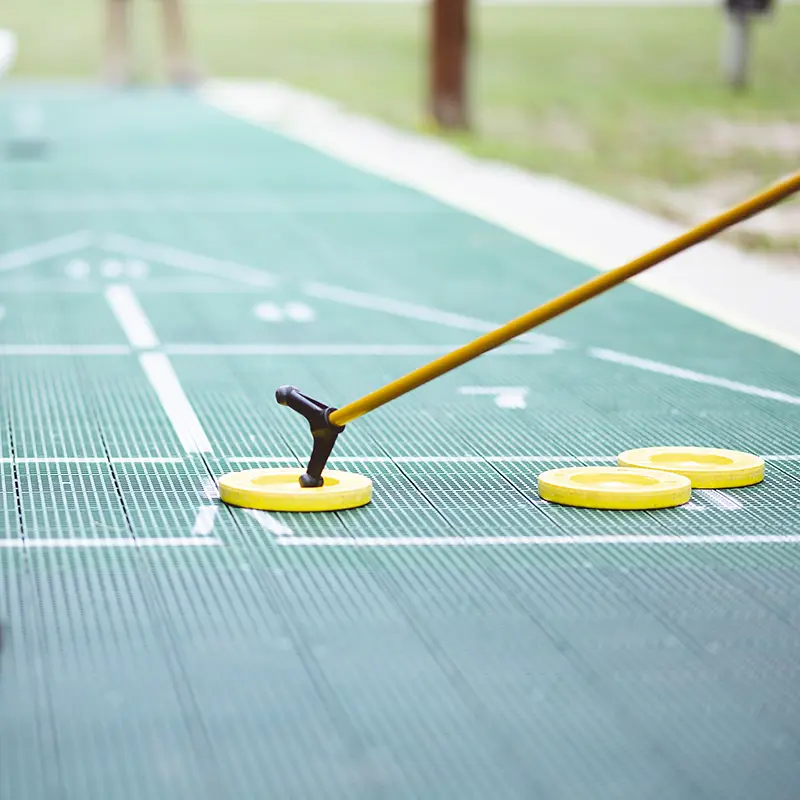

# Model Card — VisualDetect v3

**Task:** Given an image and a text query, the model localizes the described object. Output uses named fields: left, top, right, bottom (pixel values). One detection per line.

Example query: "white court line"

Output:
left=590, top=348, right=800, bottom=406
left=683, top=501, right=706, bottom=512
left=0, top=537, right=221, bottom=549
left=139, top=353, right=213, bottom=453
left=245, top=509, right=294, bottom=536
left=104, top=284, right=159, bottom=348
left=0, top=345, right=131, bottom=356
left=0, top=279, right=239, bottom=294
left=192, top=506, right=219, bottom=536
left=0, top=191, right=444, bottom=214
left=276, top=534, right=800, bottom=548
left=0, top=230, right=91, bottom=274
left=224, top=455, right=613, bottom=464
left=9, top=456, right=183, bottom=464
left=202, top=477, right=221, bottom=500
left=3, top=455, right=798, bottom=466
left=164, top=343, right=547, bottom=356
left=111, top=456, right=184, bottom=464
left=303, top=281, right=566, bottom=352
left=101, top=232, right=276, bottom=288
left=701, top=490, right=745, bottom=511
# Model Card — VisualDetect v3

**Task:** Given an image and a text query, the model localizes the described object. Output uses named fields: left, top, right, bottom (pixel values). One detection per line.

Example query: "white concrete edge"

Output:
left=200, top=79, right=800, bottom=356
left=0, top=29, right=16, bottom=78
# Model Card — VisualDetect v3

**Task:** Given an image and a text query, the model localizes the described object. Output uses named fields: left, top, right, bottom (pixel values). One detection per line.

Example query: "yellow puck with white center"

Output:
left=617, top=446, right=764, bottom=489
left=218, top=468, right=372, bottom=512
left=537, top=466, right=691, bottom=510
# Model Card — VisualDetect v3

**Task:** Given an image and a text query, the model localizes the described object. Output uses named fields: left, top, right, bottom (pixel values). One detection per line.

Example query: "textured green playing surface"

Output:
left=2, top=85, right=800, bottom=799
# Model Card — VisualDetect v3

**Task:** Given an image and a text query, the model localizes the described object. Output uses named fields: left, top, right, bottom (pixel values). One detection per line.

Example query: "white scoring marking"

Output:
left=254, top=302, right=283, bottom=322
left=192, top=506, right=219, bottom=536
left=284, top=302, right=316, bottom=322
left=459, top=386, right=528, bottom=409
left=65, top=258, right=91, bottom=280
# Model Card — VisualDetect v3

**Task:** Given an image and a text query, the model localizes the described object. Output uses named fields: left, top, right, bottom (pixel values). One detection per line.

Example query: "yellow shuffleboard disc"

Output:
left=617, top=447, right=764, bottom=489
left=537, top=466, right=691, bottom=510
left=218, top=468, right=372, bottom=512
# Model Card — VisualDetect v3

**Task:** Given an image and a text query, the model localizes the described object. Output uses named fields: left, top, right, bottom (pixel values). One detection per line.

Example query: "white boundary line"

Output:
left=104, top=284, right=159, bottom=349
left=191, top=506, right=219, bottom=536
left=223, top=454, right=614, bottom=464
left=0, top=230, right=92, bottom=274
left=163, top=343, right=549, bottom=356
left=0, top=456, right=183, bottom=464
left=98, top=279, right=214, bottom=455
left=591, top=348, right=800, bottom=405
left=245, top=509, right=294, bottom=536
left=101, top=232, right=276, bottom=288
left=0, top=190, right=442, bottom=214
left=1, top=230, right=796, bottom=409
left=200, top=80, right=800, bottom=356
left=0, top=537, right=220, bottom=549
left=701, top=490, right=744, bottom=511
left=139, top=353, right=213, bottom=453
left=276, top=534, right=800, bottom=547
left=0, top=345, right=131, bottom=356
left=303, top=281, right=565, bottom=351
left=3, top=454, right=799, bottom=465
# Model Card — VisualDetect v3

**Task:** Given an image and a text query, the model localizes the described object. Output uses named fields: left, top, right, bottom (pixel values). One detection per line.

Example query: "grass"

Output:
left=4, top=0, right=799, bottom=252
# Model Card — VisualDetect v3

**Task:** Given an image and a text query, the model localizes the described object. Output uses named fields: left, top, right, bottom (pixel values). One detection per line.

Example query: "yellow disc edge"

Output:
left=617, top=447, right=765, bottom=489
left=218, top=468, right=373, bottom=513
left=537, top=467, right=692, bottom=510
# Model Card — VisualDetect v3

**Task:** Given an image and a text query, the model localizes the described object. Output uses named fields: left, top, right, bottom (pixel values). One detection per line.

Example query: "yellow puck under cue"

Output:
left=537, top=466, right=692, bottom=510
left=218, top=468, right=372, bottom=512
left=617, top=447, right=764, bottom=489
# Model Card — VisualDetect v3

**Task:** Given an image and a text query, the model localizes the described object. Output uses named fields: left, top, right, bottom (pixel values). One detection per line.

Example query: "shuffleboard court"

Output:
left=2, top=85, right=800, bottom=798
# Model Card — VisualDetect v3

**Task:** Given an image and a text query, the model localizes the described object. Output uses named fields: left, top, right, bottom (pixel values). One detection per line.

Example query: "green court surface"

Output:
left=2, top=85, right=800, bottom=799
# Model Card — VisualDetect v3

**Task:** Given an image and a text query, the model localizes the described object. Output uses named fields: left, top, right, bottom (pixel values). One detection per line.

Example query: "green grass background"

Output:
left=3, top=1, right=799, bottom=247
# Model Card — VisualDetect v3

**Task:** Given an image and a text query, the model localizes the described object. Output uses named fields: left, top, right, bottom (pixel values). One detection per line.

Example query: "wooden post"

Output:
left=430, top=0, right=469, bottom=130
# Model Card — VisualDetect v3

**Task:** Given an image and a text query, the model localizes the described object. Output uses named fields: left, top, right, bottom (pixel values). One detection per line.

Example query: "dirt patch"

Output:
left=689, top=119, right=800, bottom=158
left=636, top=171, right=800, bottom=259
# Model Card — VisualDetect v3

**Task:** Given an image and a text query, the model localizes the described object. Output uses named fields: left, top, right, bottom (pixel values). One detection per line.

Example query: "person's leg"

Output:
left=160, top=0, right=201, bottom=86
left=104, top=0, right=133, bottom=85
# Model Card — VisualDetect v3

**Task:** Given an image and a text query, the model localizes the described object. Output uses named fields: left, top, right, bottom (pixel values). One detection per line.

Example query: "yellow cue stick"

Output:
left=329, top=170, right=800, bottom=428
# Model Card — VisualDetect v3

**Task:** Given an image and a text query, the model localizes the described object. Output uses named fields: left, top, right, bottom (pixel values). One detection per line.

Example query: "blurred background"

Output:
left=2, top=0, right=798, bottom=259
